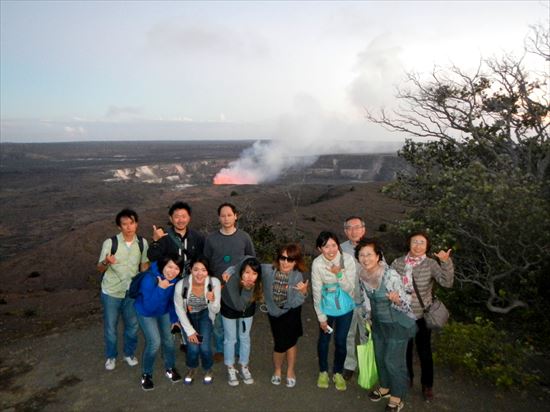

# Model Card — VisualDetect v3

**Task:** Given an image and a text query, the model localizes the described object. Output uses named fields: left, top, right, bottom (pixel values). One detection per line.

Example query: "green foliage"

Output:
left=433, top=318, right=539, bottom=388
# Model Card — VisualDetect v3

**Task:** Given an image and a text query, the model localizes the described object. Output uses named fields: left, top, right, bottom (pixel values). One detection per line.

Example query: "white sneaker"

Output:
left=240, top=365, right=254, bottom=384
left=105, top=358, right=116, bottom=370
left=124, top=356, right=138, bottom=366
left=227, top=366, right=239, bottom=386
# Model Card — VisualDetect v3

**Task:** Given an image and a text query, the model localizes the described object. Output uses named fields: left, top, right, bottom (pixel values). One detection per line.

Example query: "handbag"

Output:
left=357, top=323, right=378, bottom=389
left=320, top=282, right=355, bottom=317
left=412, top=278, right=449, bottom=329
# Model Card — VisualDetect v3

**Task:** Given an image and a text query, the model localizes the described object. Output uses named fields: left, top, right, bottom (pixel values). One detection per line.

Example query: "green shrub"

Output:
left=433, top=317, right=538, bottom=388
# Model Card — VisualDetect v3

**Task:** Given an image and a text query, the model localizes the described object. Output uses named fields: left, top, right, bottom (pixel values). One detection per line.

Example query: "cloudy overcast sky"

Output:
left=0, top=0, right=546, bottom=142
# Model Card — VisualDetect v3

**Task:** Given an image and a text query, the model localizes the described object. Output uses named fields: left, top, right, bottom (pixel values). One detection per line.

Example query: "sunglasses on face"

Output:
left=278, top=255, right=296, bottom=263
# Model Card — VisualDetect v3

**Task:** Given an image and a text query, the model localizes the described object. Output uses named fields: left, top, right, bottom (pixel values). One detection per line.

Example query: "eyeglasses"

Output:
left=345, top=225, right=365, bottom=230
left=411, top=239, right=427, bottom=245
left=278, top=255, right=296, bottom=263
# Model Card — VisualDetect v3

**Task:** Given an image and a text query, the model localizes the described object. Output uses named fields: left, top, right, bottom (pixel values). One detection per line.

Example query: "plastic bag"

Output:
left=357, top=323, right=378, bottom=389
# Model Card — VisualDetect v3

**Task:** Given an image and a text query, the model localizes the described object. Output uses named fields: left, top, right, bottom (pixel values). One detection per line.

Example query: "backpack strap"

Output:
left=110, top=235, right=118, bottom=256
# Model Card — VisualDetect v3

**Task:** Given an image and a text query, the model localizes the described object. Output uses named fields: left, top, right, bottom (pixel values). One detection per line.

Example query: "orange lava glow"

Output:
left=213, top=170, right=258, bottom=185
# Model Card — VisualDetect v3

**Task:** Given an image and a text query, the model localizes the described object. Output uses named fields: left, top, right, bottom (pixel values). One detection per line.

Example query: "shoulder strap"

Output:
left=411, top=277, right=426, bottom=310
left=110, top=235, right=118, bottom=256
left=137, top=235, right=144, bottom=254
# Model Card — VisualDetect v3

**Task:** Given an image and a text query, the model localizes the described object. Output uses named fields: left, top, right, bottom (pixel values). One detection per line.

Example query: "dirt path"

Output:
left=1, top=298, right=548, bottom=412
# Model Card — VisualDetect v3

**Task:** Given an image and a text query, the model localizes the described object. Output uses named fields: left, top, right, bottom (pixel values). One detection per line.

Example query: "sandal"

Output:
left=286, top=377, right=296, bottom=388
left=385, top=401, right=404, bottom=412
left=271, top=375, right=281, bottom=385
left=368, top=388, right=391, bottom=402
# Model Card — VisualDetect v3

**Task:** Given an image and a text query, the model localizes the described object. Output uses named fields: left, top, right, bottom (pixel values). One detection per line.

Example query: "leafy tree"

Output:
left=368, top=25, right=550, bottom=315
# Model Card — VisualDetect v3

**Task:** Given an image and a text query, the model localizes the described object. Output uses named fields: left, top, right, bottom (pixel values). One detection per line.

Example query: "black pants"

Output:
left=406, top=318, right=433, bottom=387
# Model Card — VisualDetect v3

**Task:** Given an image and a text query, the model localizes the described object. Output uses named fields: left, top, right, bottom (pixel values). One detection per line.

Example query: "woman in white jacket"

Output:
left=311, top=231, right=356, bottom=392
left=174, top=257, right=221, bottom=384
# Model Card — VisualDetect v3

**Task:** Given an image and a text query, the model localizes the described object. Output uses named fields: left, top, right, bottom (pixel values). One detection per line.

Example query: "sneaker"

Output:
left=286, top=377, right=296, bottom=388
left=368, top=388, right=391, bottom=402
left=271, top=375, right=281, bottom=385
left=227, top=366, right=239, bottom=386
left=141, top=374, right=154, bottom=391
left=342, top=368, right=354, bottom=381
left=165, top=368, right=182, bottom=383
left=317, top=371, right=329, bottom=389
left=385, top=401, right=405, bottom=412
left=105, top=358, right=116, bottom=371
left=240, top=365, right=254, bottom=384
left=422, top=385, right=434, bottom=401
left=203, top=369, right=214, bottom=384
left=123, top=356, right=138, bottom=367
left=184, top=368, right=196, bottom=385
left=333, top=373, right=347, bottom=391
left=213, top=352, right=224, bottom=363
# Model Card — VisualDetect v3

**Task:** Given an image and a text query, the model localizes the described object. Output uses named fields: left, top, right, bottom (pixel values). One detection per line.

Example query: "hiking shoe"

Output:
left=240, top=365, right=254, bottom=384
left=227, top=366, right=239, bottom=386
left=342, top=368, right=354, bottom=381
left=123, top=356, right=138, bottom=367
left=385, top=401, right=404, bottom=412
left=422, top=385, right=434, bottom=401
left=203, top=369, right=214, bottom=384
left=368, top=388, right=391, bottom=402
left=213, top=352, right=224, bottom=363
left=165, top=368, right=182, bottom=383
left=105, top=358, right=116, bottom=371
left=333, top=373, right=347, bottom=391
left=184, top=368, right=196, bottom=385
left=141, top=374, right=154, bottom=391
left=317, top=371, right=329, bottom=389
left=286, top=377, right=296, bottom=388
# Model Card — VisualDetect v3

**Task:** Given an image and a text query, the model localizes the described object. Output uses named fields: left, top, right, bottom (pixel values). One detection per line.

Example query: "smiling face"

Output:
left=191, top=261, right=208, bottom=285
left=219, top=206, right=237, bottom=230
left=240, top=265, right=259, bottom=289
left=319, top=238, right=339, bottom=261
left=278, top=250, right=297, bottom=273
left=409, top=234, right=428, bottom=257
left=170, top=208, right=191, bottom=233
left=358, top=244, right=380, bottom=272
left=162, top=260, right=181, bottom=280
left=344, top=218, right=366, bottom=244
left=118, top=216, right=138, bottom=238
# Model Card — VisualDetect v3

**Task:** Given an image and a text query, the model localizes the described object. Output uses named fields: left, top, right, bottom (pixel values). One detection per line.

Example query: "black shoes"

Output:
left=342, top=368, right=354, bottom=381
left=141, top=374, right=154, bottom=391
left=165, top=368, right=182, bottom=383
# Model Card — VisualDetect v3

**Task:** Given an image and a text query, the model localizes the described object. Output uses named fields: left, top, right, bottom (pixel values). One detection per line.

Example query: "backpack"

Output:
left=128, top=271, right=152, bottom=299
left=110, top=235, right=145, bottom=271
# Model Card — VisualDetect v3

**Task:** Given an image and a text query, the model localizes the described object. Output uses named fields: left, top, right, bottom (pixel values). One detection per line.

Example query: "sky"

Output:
left=0, top=0, right=547, bottom=145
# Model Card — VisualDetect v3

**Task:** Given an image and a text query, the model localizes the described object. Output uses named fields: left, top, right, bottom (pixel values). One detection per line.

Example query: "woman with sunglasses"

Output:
left=261, top=243, right=309, bottom=388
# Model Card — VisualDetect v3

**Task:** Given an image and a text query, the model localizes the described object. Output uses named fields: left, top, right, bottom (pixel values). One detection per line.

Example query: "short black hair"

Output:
left=157, top=254, right=184, bottom=275
left=190, top=256, right=211, bottom=275
left=355, top=237, right=384, bottom=262
left=169, top=201, right=192, bottom=216
left=115, top=208, right=138, bottom=226
left=407, top=230, right=431, bottom=253
left=344, top=216, right=365, bottom=227
left=217, top=202, right=238, bottom=216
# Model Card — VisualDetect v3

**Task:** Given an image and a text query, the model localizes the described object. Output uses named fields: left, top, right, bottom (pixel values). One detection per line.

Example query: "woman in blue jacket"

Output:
left=134, top=254, right=183, bottom=391
left=262, top=243, right=308, bottom=388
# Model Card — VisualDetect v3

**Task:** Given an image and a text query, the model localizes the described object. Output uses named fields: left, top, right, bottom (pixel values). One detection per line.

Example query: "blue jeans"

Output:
left=222, top=316, right=253, bottom=367
left=101, top=291, right=138, bottom=359
left=184, top=309, right=213, bottom=371
left=317, top=310, right=353, bottom=374
left=213, top=313, right=239, bottom=354
left=137, top=313, right=175, bottom=375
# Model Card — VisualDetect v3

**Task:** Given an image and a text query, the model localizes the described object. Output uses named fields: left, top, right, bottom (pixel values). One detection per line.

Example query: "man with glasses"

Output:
left=340, top=216, right=367, bottom=380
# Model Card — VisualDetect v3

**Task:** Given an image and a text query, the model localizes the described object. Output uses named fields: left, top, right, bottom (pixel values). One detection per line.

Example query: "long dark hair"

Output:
left=239, top=257, right=263, bottom=302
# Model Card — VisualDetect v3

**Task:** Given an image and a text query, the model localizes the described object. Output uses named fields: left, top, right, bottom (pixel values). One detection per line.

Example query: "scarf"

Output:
left=403, top=253, right=426, bottom=292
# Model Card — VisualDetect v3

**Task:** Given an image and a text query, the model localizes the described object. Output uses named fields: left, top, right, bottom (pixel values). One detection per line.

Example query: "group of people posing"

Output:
left=97, top=202, right=453, bottom=412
